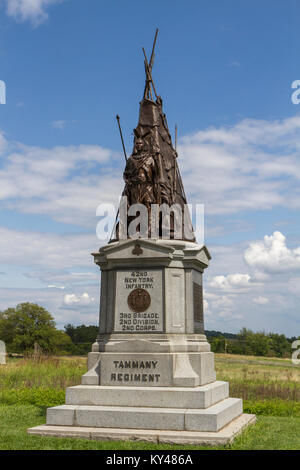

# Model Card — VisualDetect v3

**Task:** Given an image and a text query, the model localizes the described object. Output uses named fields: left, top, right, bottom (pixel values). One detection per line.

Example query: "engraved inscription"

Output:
left=128, top=288, right=151, bottom=313
left=100, top=353, right=173, bottom=387
left=114, top=269, right=163, bottom=333
left=110, top=360, right=160, bottom=383
left=193, top=282, right=203, bottom=323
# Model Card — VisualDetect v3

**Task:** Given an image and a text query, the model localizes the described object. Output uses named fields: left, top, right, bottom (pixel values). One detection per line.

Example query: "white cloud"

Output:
left=245, top=231, right=300, bottom=274
left=0, top=226, right=100, bottom=269
left=218, top=310, right=243, bottom=320
left=25, top=270, right=99, bottom=287
left=203, top=289, right=218, bottom=301
left=0, top=131, right=9, bottom=154
left=0, top=139, right=122, bottom=227
left=211, top=294, right=235, bottom=308
left=209, top=273, right=251, bottom=291
left=0, top=286, right=100, bottom=327
left=0, top=227, right=100, bottom=324
left=4, top=0, right=63, bottom=26
left=202, top=232, right=300, bottom=333
left=1, top=115, right=300, bottom=231
left=252, top=271, right=270, bottom=282
left=288, top=277, right=300, bottom=297
left=63, top=292, right=95, bottom=307
left=52, top=120, right=66, bottom=130
left=228, top=61, right=240, bottom=68
left=47, top=285, right=65, bottom=289
left=180, top=116, right=300, bottom=215
left=253, top=296, right=269, bottom=305
left=205, top=291, right=243, bottom=321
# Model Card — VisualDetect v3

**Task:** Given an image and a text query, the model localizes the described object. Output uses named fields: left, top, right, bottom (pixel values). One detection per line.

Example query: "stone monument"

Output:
left=28, top=31, right=255, bottom=445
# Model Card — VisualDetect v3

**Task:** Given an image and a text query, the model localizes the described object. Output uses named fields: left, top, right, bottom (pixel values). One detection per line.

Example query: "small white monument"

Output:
left=0, top=340, right=6, bottom=365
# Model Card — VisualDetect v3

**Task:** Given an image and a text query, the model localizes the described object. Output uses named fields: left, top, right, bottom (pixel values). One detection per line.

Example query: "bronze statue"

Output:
left=123, top=136, right=157, bottom=210
left=112, top=30, right=195, bottom=242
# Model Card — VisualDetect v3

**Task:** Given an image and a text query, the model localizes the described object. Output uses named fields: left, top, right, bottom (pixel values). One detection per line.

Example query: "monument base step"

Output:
left=46, top=397, right=243, bottom=432
left=28, top=413, right=256, bottom=446
left=66, top=381, right=229, bottom=409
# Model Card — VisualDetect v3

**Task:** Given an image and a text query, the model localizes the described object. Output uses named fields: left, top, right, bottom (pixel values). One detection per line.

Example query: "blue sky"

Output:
left=0, top=0, right=300, bottom=336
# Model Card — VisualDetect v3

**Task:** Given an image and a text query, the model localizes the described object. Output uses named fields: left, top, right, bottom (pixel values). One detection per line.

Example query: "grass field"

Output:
left=0, top=354, right=299, bottom=450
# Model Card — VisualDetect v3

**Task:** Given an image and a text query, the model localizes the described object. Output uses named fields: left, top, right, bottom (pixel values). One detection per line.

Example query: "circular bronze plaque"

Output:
left=127, top=288, right=151, bottom=313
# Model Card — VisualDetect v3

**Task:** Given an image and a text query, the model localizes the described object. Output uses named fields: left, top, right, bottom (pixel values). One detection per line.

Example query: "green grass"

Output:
left=215, top=353, right=300, bottom=404
left=1, top=355, right=299, bottom=417
left=0, top=354, right=299, bottom=450
left=0, top=405, right=299, bottom=450
left=0, top=387, right=65, bottom=407
left=0, top=356, right=86, bottom=389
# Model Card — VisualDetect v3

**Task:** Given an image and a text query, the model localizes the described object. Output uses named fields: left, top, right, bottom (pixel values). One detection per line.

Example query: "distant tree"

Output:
left=269, top=333, right=291, bottom=357
left=205, top=330, right=238, bottom=340
left=0, top=303, right=72, bottom=354
left=245, top=332, right=271, bottom=356
left=64, top=324, right=76, bottom=342
left=64, top=324, right=98, bottom=354
left=64, top=324, right=98, bottom=344
left=206, top=327, right=294, bottom=358
left=210, top=336, right=226, bottom=353
left=51, top=329, right=74, bottom=355
left=238, top=327, right=254, bottom=340
left=225, top=339, right=247, bottom=355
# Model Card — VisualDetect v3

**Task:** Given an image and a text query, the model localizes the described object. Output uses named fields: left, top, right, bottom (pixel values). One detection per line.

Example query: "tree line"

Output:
left=0, top=303, right=97, bottom=355
left=0, top=303, right=298, bottom=358
left=207, top=328, right=298, bottom=358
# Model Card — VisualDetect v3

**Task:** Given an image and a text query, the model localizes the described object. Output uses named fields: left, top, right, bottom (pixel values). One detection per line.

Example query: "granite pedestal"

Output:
left=28, top=239, right=255, bottom=445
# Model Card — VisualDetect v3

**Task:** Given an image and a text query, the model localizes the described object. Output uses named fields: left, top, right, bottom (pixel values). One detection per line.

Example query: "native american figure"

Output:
left=112, top=32, right=195, bottom=241
left=123, top=136, right=158, bottom=209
